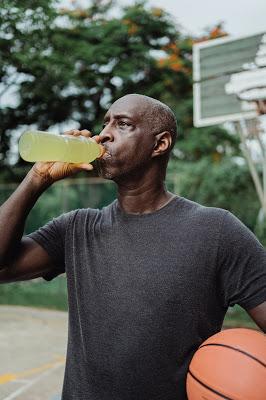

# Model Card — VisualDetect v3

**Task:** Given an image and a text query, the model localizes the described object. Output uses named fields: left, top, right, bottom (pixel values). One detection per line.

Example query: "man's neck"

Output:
left=116, top=174, right=175, bottom=215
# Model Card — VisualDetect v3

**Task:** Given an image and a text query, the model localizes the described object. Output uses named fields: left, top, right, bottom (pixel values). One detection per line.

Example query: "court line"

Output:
left=0, top=356, right=65, bottom=385
left=2, top=362, right=63, bottom=400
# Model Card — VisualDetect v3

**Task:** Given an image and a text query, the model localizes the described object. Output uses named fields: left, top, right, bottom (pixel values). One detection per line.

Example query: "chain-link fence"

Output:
left=0, top=175, right=257, bottom=327
left=0, top=177, right=116, bottom=233
left=0, top=175, right=178, bottom=234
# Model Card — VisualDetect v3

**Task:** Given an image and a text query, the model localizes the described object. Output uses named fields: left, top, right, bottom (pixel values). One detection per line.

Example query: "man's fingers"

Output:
left=63, top=129, right=92, bottom=137
left=63, top=129, right=80, bottom=135
left=72, top=130, right=82, bottom=137
left=80, top=130, right=92, bottom=137
left=75, top=163, right=94, bottom=171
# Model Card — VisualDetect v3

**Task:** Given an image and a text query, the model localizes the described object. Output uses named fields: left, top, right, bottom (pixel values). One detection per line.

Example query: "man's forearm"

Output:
left=0, top=170, right=51, bottom=268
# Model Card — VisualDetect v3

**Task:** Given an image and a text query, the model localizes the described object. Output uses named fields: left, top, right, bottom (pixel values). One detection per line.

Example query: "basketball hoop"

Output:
left=193, top=32, right=266, bottom=227
left=226, top=34, right=266, bottom=115
left=236, top=87, right=266, bottom=115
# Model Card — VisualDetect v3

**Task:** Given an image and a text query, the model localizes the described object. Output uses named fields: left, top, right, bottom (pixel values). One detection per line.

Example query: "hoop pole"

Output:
left=256, top=122, right=266, bottom=211
left=238, top=119, right=265, bottom=209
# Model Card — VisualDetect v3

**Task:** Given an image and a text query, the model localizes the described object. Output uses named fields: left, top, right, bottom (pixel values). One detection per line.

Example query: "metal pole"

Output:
left=238, top=119, right=265, bottom=210
left=254, top=123, right=266, bottom=216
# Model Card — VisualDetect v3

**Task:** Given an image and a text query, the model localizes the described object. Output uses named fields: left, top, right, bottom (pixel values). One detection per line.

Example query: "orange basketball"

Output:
left=186, top=328, right=266, bottom=400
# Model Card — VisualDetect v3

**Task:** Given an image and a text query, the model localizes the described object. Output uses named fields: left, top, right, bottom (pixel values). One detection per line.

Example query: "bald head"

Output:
left=98, top=94, right=177, bottom=181
left=113, top=94, right=177, bottom=153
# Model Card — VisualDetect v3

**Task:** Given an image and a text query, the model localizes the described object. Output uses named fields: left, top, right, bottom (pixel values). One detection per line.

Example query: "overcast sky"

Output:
left=121, top=0, right=266, bottom=37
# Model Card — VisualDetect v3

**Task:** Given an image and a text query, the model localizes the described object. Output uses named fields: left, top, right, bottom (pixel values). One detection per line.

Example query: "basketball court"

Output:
left=0, top=306, right=68, bottom=400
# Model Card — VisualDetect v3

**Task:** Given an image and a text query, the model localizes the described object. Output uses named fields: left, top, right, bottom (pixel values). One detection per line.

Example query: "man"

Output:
left=0, top=94, right=265, bottom=400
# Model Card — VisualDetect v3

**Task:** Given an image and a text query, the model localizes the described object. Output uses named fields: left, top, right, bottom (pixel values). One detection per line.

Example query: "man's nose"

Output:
left=99, top=126, right=114, bottom=143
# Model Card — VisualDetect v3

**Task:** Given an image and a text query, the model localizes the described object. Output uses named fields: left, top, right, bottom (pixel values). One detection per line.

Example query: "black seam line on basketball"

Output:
left=188, top=370, right=235, bottom=400
left=199, top=343, right=266, bottom=368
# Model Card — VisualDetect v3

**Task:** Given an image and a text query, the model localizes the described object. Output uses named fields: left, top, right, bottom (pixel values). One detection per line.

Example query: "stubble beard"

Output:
left=96, top=159, right=116, bottom=180
left=96, top=157, right=150, bottom=183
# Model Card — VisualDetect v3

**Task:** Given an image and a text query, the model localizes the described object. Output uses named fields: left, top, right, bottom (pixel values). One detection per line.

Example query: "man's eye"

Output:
left=119, top=121, right=130, bottom=127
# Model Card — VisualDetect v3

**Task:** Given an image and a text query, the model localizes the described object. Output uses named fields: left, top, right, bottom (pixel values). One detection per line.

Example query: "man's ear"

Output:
left=152, top=131, right=172, bottom=158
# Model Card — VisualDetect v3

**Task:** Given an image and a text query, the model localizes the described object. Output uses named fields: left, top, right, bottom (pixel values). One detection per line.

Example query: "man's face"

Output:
left=96, top=96, right=155, bottom=181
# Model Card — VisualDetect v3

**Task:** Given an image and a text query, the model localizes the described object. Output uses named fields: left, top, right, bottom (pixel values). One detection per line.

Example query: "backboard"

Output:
left=193, top=32, right=266, bottom=127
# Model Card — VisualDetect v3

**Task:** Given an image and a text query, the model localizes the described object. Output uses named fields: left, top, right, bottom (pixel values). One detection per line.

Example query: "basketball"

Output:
left=186, top=328, right=266, bottom=400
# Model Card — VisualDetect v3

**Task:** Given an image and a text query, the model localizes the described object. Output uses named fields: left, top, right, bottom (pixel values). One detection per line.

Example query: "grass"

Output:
left=0, top=279, right=258, bottom=329
left=0, top=276, right=68, bottom=311
left=223, top=305, right=257, bottom=329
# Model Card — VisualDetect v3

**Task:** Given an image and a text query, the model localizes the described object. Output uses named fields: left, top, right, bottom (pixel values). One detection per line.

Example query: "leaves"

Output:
left=0, top=1, right=261, bottom=235
left=1, top=0, right=191, bottom=170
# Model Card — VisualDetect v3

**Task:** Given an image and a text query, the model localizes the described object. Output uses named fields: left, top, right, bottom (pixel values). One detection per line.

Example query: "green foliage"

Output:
left=0, top=0, right=263, bottom=242
left=223, top=305, right=257, bottom=329
left=254, top=216, right=266, bottom=247
left=24, top=179, right=116, bottom=233
left=1, top=0, right=191, bottom=169
left=0, top=178, right=116, bottom=233
left=176, top=126, right=240, bottom=161
left=0, top=276, right=68, bottom=310
left=0, top=0, right=58, bottom=170
left=166, top=118, right=262, bottom=233
left=168, top=157, right=260, bottom=230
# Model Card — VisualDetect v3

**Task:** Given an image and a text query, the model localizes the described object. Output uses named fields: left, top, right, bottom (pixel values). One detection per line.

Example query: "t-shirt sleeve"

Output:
left=217, top=211, right=266, bottom=310
left=27, top=211, right=76, bottom=281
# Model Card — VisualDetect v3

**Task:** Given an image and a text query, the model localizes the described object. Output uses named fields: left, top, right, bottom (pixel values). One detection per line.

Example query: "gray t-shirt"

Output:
left=28, top=196, right=266, bottom=400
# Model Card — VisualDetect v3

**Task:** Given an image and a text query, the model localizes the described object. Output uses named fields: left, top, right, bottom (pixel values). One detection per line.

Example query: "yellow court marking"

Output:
left=0, top=375, right=16, bottom=385
left=0, top=356, right=65, bottom=385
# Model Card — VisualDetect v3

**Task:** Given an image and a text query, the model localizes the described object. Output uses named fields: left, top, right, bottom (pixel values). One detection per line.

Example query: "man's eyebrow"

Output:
left=103, top=113, right=134, bottom=122
left=113, top=113, right=133, bottom=120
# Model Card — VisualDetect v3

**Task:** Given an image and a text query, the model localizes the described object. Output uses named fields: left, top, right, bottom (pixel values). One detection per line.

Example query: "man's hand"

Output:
left=29, top=129, right=96, bottom=185
left=0, top=129, right=102, bottom=275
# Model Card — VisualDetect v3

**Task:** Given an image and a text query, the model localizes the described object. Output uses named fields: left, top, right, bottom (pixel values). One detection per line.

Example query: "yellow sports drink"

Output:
left=19, top=130, right=105, bottom=164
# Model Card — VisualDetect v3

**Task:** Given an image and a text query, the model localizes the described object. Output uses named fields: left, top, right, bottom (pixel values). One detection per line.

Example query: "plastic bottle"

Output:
left=19, top=130, right=105, bottom=164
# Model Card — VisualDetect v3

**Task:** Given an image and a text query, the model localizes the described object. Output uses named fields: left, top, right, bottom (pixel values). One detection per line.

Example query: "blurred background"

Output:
left=1, top=0, right=266, bottom=328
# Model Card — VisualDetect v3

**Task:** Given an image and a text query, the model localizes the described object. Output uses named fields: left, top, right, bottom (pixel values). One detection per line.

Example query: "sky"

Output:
left=120, top=0, right=266, bottom=37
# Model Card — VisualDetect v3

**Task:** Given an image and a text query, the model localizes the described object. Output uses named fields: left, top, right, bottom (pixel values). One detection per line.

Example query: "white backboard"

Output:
left=193, top=32, right=266, bottom=127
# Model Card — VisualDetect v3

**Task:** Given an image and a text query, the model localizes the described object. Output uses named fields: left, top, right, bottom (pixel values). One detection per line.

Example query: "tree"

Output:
left=0, top=0, right=58, bottom=178
left=1, top=0, right=191, bottom=176
left=0, top=1, right=262, bottom=237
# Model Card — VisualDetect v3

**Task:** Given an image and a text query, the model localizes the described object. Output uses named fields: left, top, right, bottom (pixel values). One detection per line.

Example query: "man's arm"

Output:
left=0, top=129, right=94, bottom=283
left=247, top=301, right=266, bottom=333
left=0, top=169, right=54, bottom=279
left=0, top=237, right=55, bottom=283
